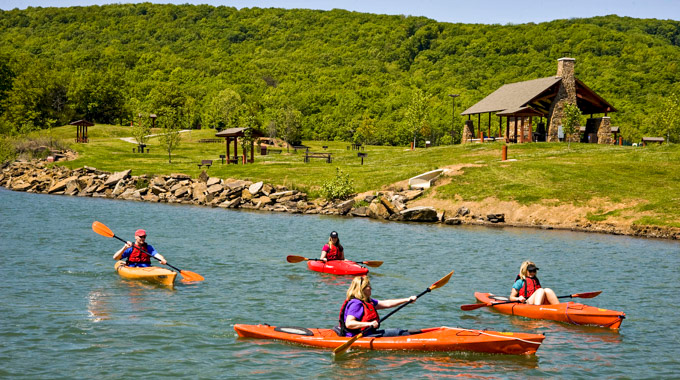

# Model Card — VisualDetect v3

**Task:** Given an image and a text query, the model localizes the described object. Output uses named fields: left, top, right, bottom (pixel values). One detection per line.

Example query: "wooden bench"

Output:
left=642, top=137, right=664, bottom=146
left=304, top=152, right=332, bottom=163
left=198, top=159, right=213, bottom=169
left=198, top=138, right=222, bottom=143
left=267, top=148, right=283, bottom=154
left=293, top=145, right=309, bottom=152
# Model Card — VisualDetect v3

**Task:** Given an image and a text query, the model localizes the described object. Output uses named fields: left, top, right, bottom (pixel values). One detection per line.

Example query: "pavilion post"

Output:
left=226, top=137, right=231, bottom=164
left=488, top=113, right=491, bottom=139
left=520, top=117, right=525, bottom=143
left=233, top=137, right=238, bottom=163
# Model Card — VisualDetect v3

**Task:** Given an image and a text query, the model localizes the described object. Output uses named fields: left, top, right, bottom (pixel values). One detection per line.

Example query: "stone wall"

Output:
left=547, top=57, right=577, bottom=142
left=462, top=120, right=474, bottom=143
left=596, top=116, right=614, bottom=145
left=0, top=160, right=449, bottom=224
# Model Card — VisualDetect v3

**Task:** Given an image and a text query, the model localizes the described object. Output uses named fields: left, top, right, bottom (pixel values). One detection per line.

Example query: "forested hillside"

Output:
left=0, top=4, right=679, bottom=144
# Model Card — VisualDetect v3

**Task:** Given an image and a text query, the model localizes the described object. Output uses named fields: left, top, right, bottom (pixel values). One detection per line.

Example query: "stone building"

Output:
left=460, top=58, right=617, bottom=144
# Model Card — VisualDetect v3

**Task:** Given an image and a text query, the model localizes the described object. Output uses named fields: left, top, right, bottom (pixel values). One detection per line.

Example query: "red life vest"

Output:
left=518, top=277, right=541, bottom=298
left=338, top=299, right=379, bottom=336
left=127, top=243, right=151, bottom=265
left=325, top=244, right=343, bottom=260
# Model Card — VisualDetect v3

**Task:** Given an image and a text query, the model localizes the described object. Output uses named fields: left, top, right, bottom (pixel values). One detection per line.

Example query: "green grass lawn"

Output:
left=39, top=124, right=680, bottom=227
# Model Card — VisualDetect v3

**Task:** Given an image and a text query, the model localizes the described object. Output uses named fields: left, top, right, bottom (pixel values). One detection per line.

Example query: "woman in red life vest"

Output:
left=509, top=261, right=559, bottom=305
left=338, top=275, right=417, bottom=337
left=112, top=229, right=167, bottom=267
left=320, top=231, right=344, bottom=262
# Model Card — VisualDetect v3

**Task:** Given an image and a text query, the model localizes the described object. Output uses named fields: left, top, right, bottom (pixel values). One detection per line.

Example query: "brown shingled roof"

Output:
left=461, top=77, right=561, bottom=116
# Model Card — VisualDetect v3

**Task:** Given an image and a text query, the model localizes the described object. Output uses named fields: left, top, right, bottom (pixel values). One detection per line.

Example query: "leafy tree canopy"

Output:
left=1, top=5, right=679, bottom=143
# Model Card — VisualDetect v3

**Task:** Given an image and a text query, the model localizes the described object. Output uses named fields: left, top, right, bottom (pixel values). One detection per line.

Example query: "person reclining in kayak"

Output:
left=338, top=275, right=417, bottom=337
left=112, top=229, right=167, bottom=267
left=320, top=231, right=344, bottom=262
left=509, top=261, right=559, bottom=305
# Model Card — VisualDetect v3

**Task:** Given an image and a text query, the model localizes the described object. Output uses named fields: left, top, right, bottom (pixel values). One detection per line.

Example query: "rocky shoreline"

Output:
left=2, top=159, right=678, bottom=240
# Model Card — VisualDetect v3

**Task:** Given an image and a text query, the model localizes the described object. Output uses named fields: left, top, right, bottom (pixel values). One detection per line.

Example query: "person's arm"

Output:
left=338, top=246, right=345, bottom=261
left=376, top=296, right=417, bottom=310
left=509, top=282, right=526, bottom=303
left=320, top=244, right=329, bottom=261
left=146, top=245, right=167, bottom=265
left=345, top=315, right=379, bottom=330
left=113, top=241, right=132, bottom=260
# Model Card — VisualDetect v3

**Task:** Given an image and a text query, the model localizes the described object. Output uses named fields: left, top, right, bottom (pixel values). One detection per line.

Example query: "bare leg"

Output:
left=527, top=289, right=546, bottom=305
left=544, top=288, right=559, bottom=304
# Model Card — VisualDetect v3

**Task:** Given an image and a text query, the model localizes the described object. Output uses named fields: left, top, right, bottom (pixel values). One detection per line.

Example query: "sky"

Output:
left=1, top=0, right=678, bottom=24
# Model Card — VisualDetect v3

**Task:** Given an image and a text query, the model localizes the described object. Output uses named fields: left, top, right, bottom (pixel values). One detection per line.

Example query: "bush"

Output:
left=0, top=136, right=17, bottom=164
left=320, top=168, right=355, bottom=200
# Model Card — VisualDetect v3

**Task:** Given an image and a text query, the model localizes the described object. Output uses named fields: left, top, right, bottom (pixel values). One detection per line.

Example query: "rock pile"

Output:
left=0, top=161, right=443, bottom=223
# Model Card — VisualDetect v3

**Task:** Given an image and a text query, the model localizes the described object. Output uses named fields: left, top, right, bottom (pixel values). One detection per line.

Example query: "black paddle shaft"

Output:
left=378, top=288, right=431, bottom=323
left=112, top=234, right=183, bottom=273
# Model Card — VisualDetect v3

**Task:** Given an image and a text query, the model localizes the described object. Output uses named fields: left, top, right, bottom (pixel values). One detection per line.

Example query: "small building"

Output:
left=215, top=127, right=263, bottom=164
left=69, top=119, right=94, bottom=143
left=460, top=58, right=617, bottom=144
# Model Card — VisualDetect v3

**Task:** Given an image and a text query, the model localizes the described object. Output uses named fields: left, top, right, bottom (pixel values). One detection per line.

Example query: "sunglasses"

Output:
left=138, top=235, right=146, bottom=239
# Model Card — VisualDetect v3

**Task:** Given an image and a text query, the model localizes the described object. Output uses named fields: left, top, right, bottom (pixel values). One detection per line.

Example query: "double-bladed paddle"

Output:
left=92, top=221, right=204, bottom=282
left=459, top=291, right=602, bottom=311
left=332, top=270, right=454, bottom=358
left=286, top=255, right=383, bottom=268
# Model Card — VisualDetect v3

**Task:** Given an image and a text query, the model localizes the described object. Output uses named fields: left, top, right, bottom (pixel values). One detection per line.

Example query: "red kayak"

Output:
left=307, top=260, right=368, bottom=275
left=474, top=292, right=626, bottom=329
left=234, top=324, right=544, bottom=355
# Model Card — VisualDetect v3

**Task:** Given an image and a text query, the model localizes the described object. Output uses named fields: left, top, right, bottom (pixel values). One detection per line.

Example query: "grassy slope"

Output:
left=45, top=124, right=680, bottom=227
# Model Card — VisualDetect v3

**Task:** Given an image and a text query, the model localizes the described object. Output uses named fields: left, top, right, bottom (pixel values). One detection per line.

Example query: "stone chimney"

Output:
left=547, top=58, right=578, bottom=142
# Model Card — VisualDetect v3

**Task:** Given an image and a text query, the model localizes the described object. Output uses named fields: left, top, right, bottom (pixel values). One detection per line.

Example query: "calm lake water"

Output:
left=1, top=188, right=679, bottom=379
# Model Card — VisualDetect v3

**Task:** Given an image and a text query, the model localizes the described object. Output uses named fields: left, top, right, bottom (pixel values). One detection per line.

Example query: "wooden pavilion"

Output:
left=461, top=58, right=618, bottom=144
left=215, top=127, right=263, bottom=164
left=70, top=120, right=94, bottom=143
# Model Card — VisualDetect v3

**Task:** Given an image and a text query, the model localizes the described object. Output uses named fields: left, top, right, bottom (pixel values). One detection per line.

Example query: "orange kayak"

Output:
left=115, top=261, right=177, bottom=287
left=234, top=324, right=544, bottom=355
left=474, top=292, right=625, bottom=329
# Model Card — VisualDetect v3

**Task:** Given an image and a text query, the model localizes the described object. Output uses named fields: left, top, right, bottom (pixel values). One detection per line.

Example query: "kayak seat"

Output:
left=273, top=326, right=314, bottom=336
left=407, top=329, right=423, bottom=335
left=332, top=325, right=343, bottom=337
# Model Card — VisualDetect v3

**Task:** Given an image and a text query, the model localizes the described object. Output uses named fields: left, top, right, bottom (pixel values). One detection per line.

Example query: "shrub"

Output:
left=0, top=136, right=17, bottom=164
left=320, top=168, right=355, bottom=200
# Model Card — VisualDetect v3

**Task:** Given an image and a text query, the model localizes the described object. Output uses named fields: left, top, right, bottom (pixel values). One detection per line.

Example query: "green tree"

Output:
left=276, top=106, right=302, bottom=151
left=562, top=103, right=582, bottom=149
left=405, top=89, right=428, bottom=148
left=158, top=107, right=186, bottom=163
left=131, top=111, right=152, bottom=147
left=203, top=89, right=241, bottom=130
left=657, top=93, right=680, bottom=143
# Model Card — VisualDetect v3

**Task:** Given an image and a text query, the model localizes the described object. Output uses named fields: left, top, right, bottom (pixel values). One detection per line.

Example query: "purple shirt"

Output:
left=343, top=298, right=379, bottom=336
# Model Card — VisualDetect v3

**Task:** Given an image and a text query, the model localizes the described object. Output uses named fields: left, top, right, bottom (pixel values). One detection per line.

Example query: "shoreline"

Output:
left=2, top=159, right=678, bottom=240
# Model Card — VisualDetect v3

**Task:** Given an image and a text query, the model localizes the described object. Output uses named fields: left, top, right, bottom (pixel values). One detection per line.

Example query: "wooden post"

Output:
left=499, top=116, right=502, bottom=137
left=502, top=145, right=507, bottom=161
left=233, top=137, right=238, bottom=163
left=480, top=130, right=484, bottom=143
left=528, top=117, right=533, bottom=143
left=226, top=137, right=231, bottom=164
left=488, top=113, right=491, bottom=139
left=520, top=117, right=525, bottom=143
left=250, top=140, right=254, bottom=163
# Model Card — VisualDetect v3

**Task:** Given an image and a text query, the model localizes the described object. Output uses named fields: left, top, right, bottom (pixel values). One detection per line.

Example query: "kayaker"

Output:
left=509, top=261, right=559, bottom=305
left=338, top=275, right=417, bottom=337
left=320, top=231, right=344, bottom=262
left=112, top=229, right=167, bottom=267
